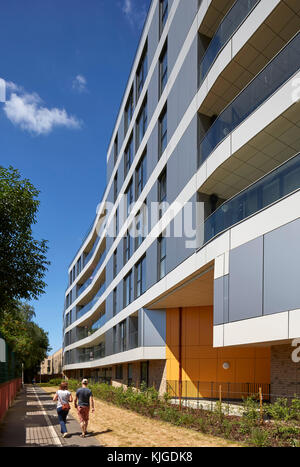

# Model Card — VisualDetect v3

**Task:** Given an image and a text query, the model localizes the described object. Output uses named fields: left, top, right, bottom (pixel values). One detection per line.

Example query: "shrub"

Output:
left=250, top=427, right=269, bottom=447
left=266, top=398, right=292, bottom=422
left=290, top=397, right=300, bottom=421
left=241, top=396, right=260, bottom=424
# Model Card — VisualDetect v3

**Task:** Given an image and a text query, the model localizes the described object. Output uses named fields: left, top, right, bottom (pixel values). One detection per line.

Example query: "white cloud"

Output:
left=72, top=74, right=88, bottom=94
left=3, top=88, right=81, bottom=136
left=123, top=0, right=132, bottom=15
left=121, top=0, right=147, bottom=29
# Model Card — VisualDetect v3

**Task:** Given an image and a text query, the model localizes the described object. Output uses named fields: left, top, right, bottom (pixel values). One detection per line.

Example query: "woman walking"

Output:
left=53, top=381, right=73, bottom=438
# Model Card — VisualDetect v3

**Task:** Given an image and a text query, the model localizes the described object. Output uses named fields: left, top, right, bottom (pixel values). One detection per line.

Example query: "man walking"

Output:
left=74, top=378, right=95, bottom=438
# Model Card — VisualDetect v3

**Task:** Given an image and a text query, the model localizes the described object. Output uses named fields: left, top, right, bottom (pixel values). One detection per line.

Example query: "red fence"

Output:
left=0, top=378, right=22, bottom=422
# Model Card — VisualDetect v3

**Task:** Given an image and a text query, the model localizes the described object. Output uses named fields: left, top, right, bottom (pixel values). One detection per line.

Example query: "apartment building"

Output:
left=63, top=0, right=300, bottom=400
left=40, top=349, right=63, bottom=381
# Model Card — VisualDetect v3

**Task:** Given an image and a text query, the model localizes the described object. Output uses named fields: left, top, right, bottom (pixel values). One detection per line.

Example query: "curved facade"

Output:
left=63, top=0, right=300, bottom=399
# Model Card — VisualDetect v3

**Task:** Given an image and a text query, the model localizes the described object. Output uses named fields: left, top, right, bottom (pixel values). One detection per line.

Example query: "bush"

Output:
left=266, top=397, right=299, bottom=422
left=241, top=396, right=260, bottom=425
left=291, top=397, right=300, bottom=421
left=266, top=397, right=290, bottom=421
left=250, top=427, right=269, bottom=447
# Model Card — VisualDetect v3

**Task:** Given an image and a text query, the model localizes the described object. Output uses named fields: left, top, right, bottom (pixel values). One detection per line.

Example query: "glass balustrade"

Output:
left=204, top=152, right=300, bottom=244
left=77, top=251, right=106, bottom=298
left=83, top=234, right=102, bottom=267
left=78, top=344, right=105, bottom=363
left=199, top=33, right=300, bottom=166
left=76, top=282, right=106, bottom=321
left=199, top=0, right=260, bottom=83
left=128, top=331, right=139, bottom=350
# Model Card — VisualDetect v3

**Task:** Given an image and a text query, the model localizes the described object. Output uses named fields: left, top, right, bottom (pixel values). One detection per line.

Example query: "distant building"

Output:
left=40, top=349, right=63, bottom=381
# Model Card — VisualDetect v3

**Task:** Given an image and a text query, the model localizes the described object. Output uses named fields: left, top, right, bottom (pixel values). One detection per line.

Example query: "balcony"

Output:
left=199, top=0, right=260, bottom=83
left=128, top=331, right=139, bottom=351
left=78, top=344, right=105, bottom=364
left=199, top=32, right=300, bottom=166
left=204, top=152, right=300, bottom=244
left=76, top=282, right=106, bottom=321
left=77, top=251, right=106, bottom=298
left=76, top=313, right=107, bottom=343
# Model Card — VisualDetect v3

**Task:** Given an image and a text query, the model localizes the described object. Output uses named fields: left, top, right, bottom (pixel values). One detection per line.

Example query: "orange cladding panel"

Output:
left=166, top=306, right=270, bottom=387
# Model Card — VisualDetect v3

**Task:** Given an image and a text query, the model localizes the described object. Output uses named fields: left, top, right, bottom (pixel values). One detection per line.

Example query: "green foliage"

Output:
left=291, top=397, right=300, bottom=421
left=266, top=397, right=300, bottom=422
left=0, top=166, right=50, bottom=309
left=214, top=401, right=225, bottom=421
left=241, top=396, right=260, bottom=424
left=250, top=427, right=269, bottom=447
left=266, top=397, right=291, bottom=421
left=0, top=300, right=50, bottom=372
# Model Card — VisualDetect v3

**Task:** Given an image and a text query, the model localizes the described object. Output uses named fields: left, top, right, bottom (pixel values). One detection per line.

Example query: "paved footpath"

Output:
left=0, top=385, right=102, bottom=447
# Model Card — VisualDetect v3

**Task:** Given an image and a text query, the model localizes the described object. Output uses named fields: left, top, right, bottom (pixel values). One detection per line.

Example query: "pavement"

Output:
left=0, top=385, right=102, bottom=448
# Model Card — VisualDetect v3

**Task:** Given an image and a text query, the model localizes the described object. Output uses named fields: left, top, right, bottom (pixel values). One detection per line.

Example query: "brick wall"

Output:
left=271, top=344, right=300, bottom=400
left=149, top=360, right=166, bottom=395
left=111, top=360, right=167, bottom=395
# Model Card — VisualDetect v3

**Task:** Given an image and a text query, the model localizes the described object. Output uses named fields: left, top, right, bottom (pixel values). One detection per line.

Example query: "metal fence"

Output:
left=0, top=333, right=21, bottom=384
left=167, top=380, right=272, bottom=403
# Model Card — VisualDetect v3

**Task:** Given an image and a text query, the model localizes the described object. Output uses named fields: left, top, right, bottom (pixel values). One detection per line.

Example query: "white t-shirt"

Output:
left=56, top=390, right=71, bottom=408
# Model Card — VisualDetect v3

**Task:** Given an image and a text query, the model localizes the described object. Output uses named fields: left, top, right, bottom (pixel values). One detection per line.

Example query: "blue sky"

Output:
left=0, top=0, right=151, bottom=353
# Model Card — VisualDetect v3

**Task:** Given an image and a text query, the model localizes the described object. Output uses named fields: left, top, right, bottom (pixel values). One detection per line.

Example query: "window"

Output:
left=113, top=326, right=118, bottom=354
left=124, top=270, right=133, bottom=307
left=158, top=234, right=167, bottom=280
left=135, top=202, right=147, bottom=251
left=124, top=229, right=133, bottom=265
left=159, top=0, right=168, bottom=36
left=136, top=43, right=148, bottom=102
left=136, top=150, right=147, bottom=199
left=76, top=257, right=82, bottom=276
left=120, top=320, right=127, bottom=352
left=125, top=179, right=134, bottom=217
left=114, top=172, right=118, bottom=203
left=140, top=361, right=149, bottom=386
left=114, top=134, right=118, bottom=165
left=128, top=363, right=133, bottom=386
left=114, top=207, right=119, bottom=238
left=158, top=167, right=167, bottom=218
left=113, top=288, right=117, bottom=317
left=159, top=105, right=167, bottom=158
left=159, top=42, right=168, bottom=96
left=116, top=364, right=123, bottom=380
left=124, top=133, right=134, bottom=178
left=135, top=255, right=146, bottom=298
left=113, top=250, right=117, bottom=278
left=125, top=87, right=134, bottom=135
left=136, top=98, right=147, bottom=150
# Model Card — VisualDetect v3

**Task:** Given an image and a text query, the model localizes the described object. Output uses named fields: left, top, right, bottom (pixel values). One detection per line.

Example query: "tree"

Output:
left=0, top=301, right=50, bottom=380
left=0, top=166, right=50, bottom=311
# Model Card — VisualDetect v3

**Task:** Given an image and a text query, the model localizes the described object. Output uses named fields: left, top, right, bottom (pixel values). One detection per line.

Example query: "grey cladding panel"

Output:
left=229, top=237, right=263, bottom=322
left=143, top=309, right=166, bottom=347
left=214, top=275, right=229, bottom=326
left=264, top=218, right=300, bottom=315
